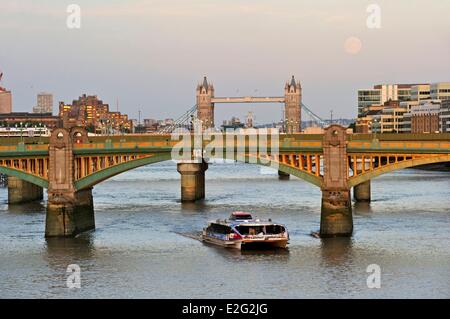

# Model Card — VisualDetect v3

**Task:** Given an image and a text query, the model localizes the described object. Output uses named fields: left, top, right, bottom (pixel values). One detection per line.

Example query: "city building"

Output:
left=409, top=100, right=441, bottom=133
left=144, top=118, right=157, bottom=127
left=357, top=84, right=420, bottom=117
left=0, top=86, right=12, bottom=114
left=357, top=82, right=450, bottom=133
left=141, top=118, right=158, bottom=132
left=246, top=112, right=254, bottom=128
left=33, top=92, right=53, bottom=114
left=410, top=84, right=431, bottom=101
left=0, top=112, right=61, bottom=129
left=440, top=99, right=450, bottom=133
left=367, top=100, right=408, bottom=134
left=59, top=94, right=133, bottom=133
left=221, top=117, right=245, bottom=131
left=430, top=82, right=450, bottom=101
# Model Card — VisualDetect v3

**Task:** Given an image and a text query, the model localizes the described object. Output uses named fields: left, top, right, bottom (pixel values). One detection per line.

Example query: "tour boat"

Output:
left=202, top=212, right=289, bottom=249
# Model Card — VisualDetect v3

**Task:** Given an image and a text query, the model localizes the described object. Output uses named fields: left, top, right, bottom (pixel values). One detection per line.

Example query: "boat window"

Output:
left=230, top=213, right=252, bottom=220
left=236, top=226, right=264, bottom=235
left=265, top=225, right=285, bottom=234
left=207, top=223, right=231, bottom=234
left=236, top=225, right=285, bottom=235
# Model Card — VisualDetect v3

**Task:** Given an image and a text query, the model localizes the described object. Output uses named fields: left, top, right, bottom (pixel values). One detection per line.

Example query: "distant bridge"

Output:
left=158, top=75, right=327, bottom=134
left=158, top=76, right=324, bottom=134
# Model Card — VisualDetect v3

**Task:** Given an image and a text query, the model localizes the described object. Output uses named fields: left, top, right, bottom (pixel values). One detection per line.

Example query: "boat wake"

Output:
left=176, top=231, right=203, bottom=242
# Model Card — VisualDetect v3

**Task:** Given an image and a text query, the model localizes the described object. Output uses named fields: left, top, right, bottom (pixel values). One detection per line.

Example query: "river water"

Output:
left=0, top=161, right=449, bottom=298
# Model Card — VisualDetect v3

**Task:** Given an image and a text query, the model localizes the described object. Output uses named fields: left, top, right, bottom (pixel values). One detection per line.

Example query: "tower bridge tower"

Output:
left=196, top=76, right=215, bottom=129
left=284, top=75, right=302, bottom=133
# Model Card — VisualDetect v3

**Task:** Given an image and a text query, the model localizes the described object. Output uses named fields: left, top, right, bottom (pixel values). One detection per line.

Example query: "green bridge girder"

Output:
left=0, top=166, right=49, bottom=189
left=348, top=154, right=450, bottom=187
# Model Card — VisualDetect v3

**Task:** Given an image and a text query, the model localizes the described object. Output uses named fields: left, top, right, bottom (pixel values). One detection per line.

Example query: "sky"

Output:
left=0, top=0, right=449, bottom=124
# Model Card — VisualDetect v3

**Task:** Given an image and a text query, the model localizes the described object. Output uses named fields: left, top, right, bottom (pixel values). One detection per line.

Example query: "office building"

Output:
left=33, top=92, right=53, bottom=114
left=0, top=86, right=12, bottom=114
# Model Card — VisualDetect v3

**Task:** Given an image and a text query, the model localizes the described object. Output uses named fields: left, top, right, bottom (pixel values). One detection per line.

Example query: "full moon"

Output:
left=344, top=36, right=362, bottom=55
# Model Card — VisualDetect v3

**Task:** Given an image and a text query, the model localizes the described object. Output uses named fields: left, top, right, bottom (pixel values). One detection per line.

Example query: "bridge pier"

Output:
left=320, top=125, right=353, bottom=237
left=45, top=187, right=95, bottom=237
left=8, top=176, right=43, bottom=204
left=320, top=190, right=353, bottom=237
left=45, top=127, right=94, bottom=237
left=177, top=162, right=208, bottom=202
left=354, top=181, right=371, bottom=202
left=278, top=170, right=290, bottom=180
left=177, top=163, right=208, bottom=202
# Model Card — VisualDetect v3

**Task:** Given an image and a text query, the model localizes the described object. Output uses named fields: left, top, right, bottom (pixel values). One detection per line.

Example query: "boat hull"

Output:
left=202, top=235, right=288, bottom=250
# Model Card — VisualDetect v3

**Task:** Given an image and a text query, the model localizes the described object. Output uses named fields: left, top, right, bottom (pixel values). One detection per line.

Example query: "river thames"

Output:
left=0, top=161, right=449, bottom=298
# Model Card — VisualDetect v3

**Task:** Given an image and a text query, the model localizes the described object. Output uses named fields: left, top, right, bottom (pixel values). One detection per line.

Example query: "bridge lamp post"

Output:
left=24, top=123, right=28, bottom=141
left=16, top=122, right=24, bottom=143
left=39, top=123, right=43, bottom=137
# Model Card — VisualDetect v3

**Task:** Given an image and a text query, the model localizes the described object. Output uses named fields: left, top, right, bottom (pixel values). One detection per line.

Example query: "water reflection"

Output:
left=180, top=201, right=208, bottom=213
left=7, top=201, right=46, bottom=214
left=204, top=241, right=290, bottom=263
left=45, top=234, right=96, bottom=265
left=320, top=237, right=354, bottom=266
left=353, top=202, right=373, bottom=215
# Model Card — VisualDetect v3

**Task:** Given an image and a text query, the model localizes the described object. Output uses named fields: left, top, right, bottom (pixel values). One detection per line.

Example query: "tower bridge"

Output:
left=157, top=76, right=326, bottom=134
left=196, top=76, right=302, bottom=133
left=1, top=126, right=449, bottom=238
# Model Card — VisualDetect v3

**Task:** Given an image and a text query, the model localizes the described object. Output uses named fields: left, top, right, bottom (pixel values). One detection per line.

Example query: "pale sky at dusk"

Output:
left=1, top=0, right=449, bottom=123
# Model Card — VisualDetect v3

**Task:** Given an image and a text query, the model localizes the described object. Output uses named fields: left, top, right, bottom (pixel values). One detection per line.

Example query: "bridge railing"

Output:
left=0, top=143, right=49, bottom=155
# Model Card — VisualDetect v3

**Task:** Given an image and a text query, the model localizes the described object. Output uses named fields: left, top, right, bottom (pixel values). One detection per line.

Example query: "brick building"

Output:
left=59, top=94, right=133, bottom=133
left=410, top=100, right=440, bottom=134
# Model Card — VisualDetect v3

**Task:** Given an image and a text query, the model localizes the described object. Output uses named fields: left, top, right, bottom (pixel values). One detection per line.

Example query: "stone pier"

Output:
left=177, top=162, right=208, bottom=202
left=45, top=127, right=95, bottom=237
left=46, top=188, right=95, bottom=237
left=320, top=190, right=353, bottom=237
left=354, top=181, right=371, bottom=202
left=320, top=125, right=353, bottom=237
left=8, top=176, right=43, bottom=204
left=278, top=170, right=290, bottom=180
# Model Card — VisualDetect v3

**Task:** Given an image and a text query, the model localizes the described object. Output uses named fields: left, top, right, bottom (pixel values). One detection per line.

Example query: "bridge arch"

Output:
left=0, top=166, right=49, bottom=189
left=208, top=154, right=323, bottom=188
left=74, top=152, right=323, bottom=190
left=348, top=154, right=450, bottom=187
left=74, top=153, right=173, bottom=190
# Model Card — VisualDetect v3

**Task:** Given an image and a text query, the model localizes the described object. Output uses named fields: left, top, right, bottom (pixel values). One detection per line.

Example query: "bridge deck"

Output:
left=211, top=97, right=285, bottom=103
left=1, top=133, right=450, bottom=157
